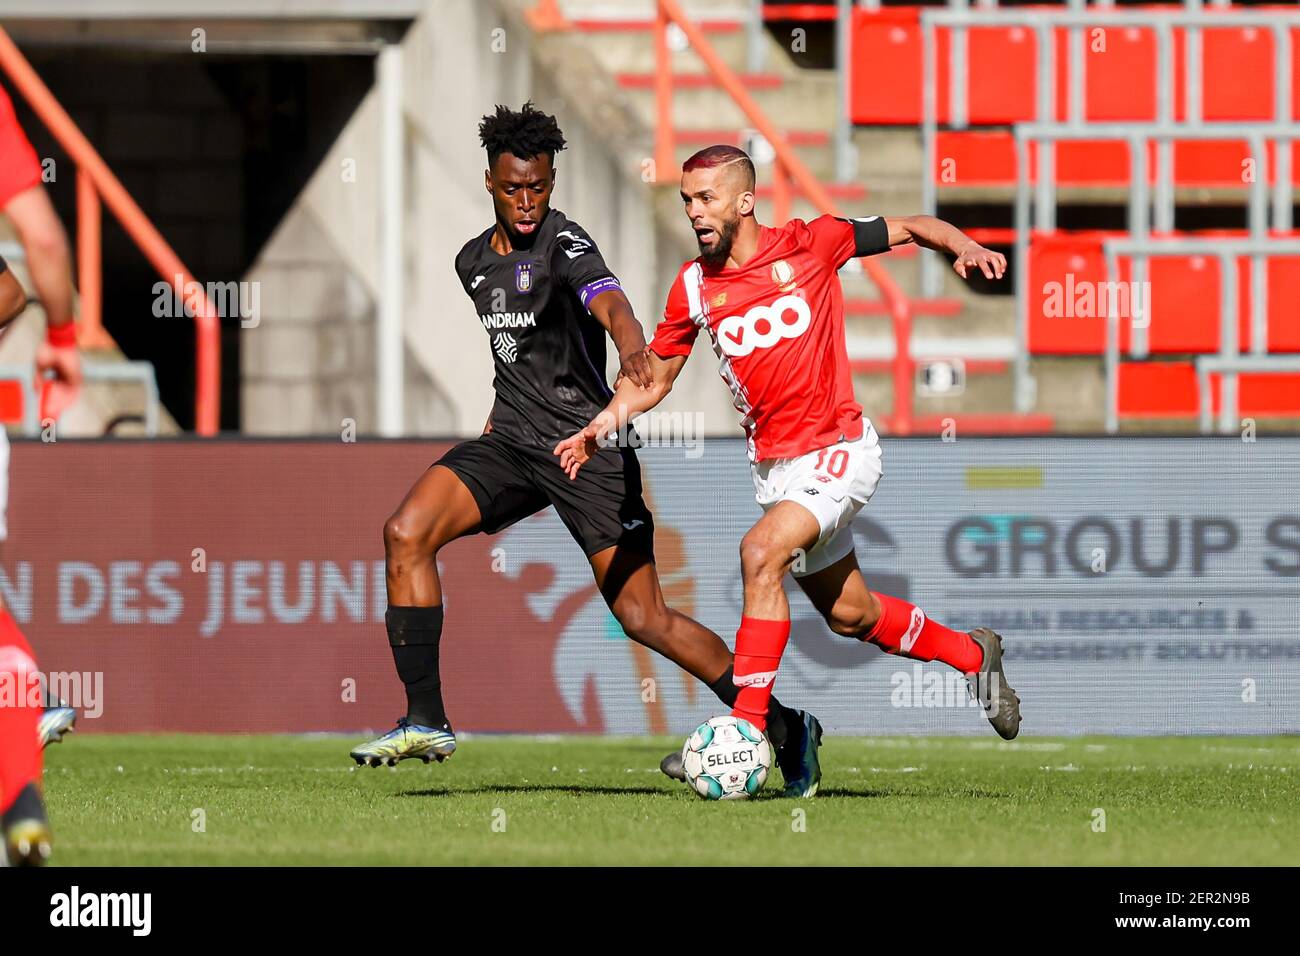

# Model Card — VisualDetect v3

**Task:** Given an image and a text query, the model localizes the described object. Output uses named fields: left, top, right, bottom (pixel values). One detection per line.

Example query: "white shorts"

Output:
left=751, top=423, right=883, bottom=578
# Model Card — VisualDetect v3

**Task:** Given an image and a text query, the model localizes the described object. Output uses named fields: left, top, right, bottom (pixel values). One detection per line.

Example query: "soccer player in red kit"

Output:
left=0, top=254, right=52, bottom=864
left=555, top=145, right=1022, bottom=796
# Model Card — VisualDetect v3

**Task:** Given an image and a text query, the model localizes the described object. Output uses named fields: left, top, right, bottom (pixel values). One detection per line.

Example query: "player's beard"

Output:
left=697, top=215, right=739, bottom=268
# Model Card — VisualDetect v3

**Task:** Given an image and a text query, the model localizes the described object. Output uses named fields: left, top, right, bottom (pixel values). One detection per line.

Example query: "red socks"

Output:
left=866, top=592, right=983, bottom=673
left=0, top=609, right=41, bottom=815
left=731, top=616, right=790, bottom=732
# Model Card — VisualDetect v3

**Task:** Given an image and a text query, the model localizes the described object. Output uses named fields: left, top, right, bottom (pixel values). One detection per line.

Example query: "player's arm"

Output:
left=0, top=258, right=28, bottom=328
left=882, top=215, right=1006, bottom=280
left=587, top=288, right=652, bottom=389
left=553, top=349, right=687, bottom=480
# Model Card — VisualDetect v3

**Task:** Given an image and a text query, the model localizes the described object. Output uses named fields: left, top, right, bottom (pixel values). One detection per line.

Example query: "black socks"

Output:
left=386, top=605, right=450, bottom=732
left=705, top=664, right=796, bottom=753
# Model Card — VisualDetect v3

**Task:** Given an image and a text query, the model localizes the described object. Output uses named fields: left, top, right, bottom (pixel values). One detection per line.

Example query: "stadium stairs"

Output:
left=0, top=225, right=178, bottom=438
left=517, top=0, right=1031, bottom=432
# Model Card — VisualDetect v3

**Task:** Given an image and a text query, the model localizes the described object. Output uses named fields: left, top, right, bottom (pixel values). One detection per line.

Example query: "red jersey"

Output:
left=0, top=86, right=42, bottom=208
left=650, top=214, right=889, bottom=461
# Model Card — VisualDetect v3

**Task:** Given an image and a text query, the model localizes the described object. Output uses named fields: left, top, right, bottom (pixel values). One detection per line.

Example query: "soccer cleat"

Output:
left=967, top=627, right=1022, bottom=740
left=39, top=704, right=77, bottom=749
left=349, top=717, right=456, bottom=767
left=2, top=783, right=52, bottom=867
left=660, top=749, right=686, bottom=782
left=776, top=711, right=823, bottom=798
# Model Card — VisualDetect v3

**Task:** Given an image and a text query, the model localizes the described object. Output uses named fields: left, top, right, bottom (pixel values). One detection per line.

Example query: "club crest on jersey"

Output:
left=515, top=261, right=533, bottom=293
left=771, top=259, right=797, bottom=292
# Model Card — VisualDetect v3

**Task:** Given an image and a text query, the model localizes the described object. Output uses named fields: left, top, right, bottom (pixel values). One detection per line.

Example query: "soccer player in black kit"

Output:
left=350, top=103, right=824, bottom=796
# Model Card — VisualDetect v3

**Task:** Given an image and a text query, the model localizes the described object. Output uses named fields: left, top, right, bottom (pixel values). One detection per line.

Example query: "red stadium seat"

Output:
left=1295, top=26, right=1300, bottom=119
left=934, top=136, right=1297, bottom=189
left=1201, top=25, right=1275, bottom=121
left=934, top=130, right=1015, bottom=185
left=966, top=25, right=1038, bottom=124
left=1236, top=253, right=1300, bottom=353
left=1084, top=25, right=1159, bottom=122
left=1027, top=233, right=1133, bottom=355
left=1144, top=253, right=1222, bottom=354
left=1118, top=362, right=1207, bottom=417
left=1051, top=140, right=1139, bottom=186
left=1172, top=140, right=1253, bottom=187
left=1119, top=362, right=1300, bottom=419
left=849, top=8, right=926, bottom=125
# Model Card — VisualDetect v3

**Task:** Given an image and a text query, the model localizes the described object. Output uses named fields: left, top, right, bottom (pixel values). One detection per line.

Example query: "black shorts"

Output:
left=436, top=431, right=655, bottom=557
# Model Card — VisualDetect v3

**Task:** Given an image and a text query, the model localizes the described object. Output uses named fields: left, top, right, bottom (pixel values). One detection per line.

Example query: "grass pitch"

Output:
left=41, top=734, right=1300, bottom=866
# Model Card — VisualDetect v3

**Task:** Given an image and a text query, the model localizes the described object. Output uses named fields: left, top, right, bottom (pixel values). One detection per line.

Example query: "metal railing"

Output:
left=920, top=5, right=1300, bottom=298
left=651, top=0, right=920, bottom=432
left=0, top=360, right=159, bottom=437
left=1014, top=122, right=1299, bottom=413
left=0, top=26, right=220, bottom=435
left=1100, top=237, right=1300, bottom=433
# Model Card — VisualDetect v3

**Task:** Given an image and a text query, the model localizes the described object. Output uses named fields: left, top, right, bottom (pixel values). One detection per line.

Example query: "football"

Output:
left=681, top=716, right=772, bottom=800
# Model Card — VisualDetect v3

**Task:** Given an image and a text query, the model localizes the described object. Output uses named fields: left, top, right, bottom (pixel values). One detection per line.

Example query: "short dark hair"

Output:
left=682, top=144, right=756, bottom=190
left=478, top=101, right=567, bottom=165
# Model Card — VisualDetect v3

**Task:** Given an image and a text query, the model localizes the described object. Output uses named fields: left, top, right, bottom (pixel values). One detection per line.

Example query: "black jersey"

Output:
left=454, top=209, right=623, bottom=448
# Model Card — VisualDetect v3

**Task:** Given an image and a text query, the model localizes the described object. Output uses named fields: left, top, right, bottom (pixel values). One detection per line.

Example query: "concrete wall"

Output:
left=242, top=0, right=741, bottom=438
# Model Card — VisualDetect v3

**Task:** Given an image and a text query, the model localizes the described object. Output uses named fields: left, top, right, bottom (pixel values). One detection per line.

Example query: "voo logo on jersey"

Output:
left=716, top=294, right=811, bottom=357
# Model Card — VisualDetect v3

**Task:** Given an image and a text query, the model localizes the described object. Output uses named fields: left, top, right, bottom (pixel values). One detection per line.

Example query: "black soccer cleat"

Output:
left=967, top=627, right=1022, bottom=740
left=660, top=749, right=687, bottom=782
left=774, top=711, right=823, bottom=798
left=2, top=782, right=52, bottom=867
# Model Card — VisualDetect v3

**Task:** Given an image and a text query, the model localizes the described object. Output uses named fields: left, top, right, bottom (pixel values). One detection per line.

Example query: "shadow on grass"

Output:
left=814, top=786, right=1012, bottom=800
left=399, top=784, right=670, bottom=797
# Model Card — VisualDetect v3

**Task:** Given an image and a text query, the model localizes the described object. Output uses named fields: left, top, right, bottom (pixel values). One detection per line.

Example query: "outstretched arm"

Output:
left=554, top=348, right=687, bottom=479
left=587, top=288, right=653, bottom=389
left=883, top=214, right=1007, bottom=281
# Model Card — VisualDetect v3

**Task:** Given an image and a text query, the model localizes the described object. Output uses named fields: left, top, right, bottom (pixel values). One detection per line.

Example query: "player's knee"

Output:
left=739, top=531, right=788, bottom=586
left=613, top=598, right=665, bottom=644
left=383, top=511, right=429, bottom=558
left=826, top=607, right=869, bottom=640
left=831, top=592, right=883, bottom=640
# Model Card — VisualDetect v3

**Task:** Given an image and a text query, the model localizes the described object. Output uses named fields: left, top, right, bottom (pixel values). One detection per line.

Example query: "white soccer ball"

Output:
left=681, top=715, right=772, bottom=800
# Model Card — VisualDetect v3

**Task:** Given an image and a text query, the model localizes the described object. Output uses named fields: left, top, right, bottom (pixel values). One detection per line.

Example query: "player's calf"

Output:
left=846, top=593, right=1022, bottom=739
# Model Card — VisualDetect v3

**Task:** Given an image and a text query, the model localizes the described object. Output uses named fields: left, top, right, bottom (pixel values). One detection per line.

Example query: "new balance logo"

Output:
left=494, top=333, right=518, bottom=364
left=900, top=606, right=926, bottom=653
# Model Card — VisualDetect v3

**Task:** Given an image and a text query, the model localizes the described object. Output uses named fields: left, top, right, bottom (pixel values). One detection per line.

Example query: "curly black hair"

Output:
left=478, top=101, right=567, bottom=165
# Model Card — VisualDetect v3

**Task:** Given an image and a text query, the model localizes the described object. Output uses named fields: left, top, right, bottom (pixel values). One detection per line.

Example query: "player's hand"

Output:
left=554, top=418, right=609, bottom=480
left=953, top=241, right=1006, bottom=281
left=618, top=347, right=653, bottom=390
left=35, top=337, right=83, bottom=422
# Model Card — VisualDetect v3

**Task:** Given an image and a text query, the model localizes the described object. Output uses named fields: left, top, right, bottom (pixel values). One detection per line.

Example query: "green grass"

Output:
left=41, top=734, right=1300, bottom=866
